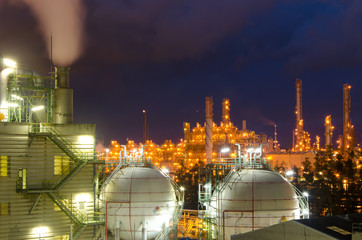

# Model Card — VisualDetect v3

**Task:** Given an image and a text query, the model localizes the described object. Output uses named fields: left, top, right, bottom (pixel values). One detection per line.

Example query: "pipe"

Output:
left=142, top=218, right=147, bottom=240
left=235, top=143, right=241, bottom=165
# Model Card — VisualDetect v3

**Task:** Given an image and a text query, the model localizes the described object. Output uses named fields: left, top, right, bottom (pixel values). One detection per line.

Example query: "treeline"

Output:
left=293, top=147, right=362, bottom=217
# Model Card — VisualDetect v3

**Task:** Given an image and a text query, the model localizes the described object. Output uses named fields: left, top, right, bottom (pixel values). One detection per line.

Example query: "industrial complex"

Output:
left=0, top=57, right=360, bottom=240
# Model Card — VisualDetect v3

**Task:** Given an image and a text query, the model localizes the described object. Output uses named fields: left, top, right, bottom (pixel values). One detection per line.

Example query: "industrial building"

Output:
left=0, top=60, right=104, bottom=239
left=0, top=59, right=186, bottom=240
left=231, top=214, right=362, bottom=240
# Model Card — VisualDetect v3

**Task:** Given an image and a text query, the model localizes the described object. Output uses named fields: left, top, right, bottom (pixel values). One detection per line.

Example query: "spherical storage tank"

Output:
left=101, top=166, right=178, bottom=240
left=211, top=169, right=301, bottom=239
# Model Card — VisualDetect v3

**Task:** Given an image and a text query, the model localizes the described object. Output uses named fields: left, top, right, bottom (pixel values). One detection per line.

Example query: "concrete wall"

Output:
left=266, top=152, right=316, bottom=169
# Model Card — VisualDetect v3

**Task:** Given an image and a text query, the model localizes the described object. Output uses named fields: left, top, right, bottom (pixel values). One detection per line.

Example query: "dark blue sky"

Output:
left=0, top=0, right=361, bottom=148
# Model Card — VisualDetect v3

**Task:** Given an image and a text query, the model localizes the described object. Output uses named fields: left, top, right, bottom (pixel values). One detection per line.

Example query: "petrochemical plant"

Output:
left=0, top=57, right=358, bottom=240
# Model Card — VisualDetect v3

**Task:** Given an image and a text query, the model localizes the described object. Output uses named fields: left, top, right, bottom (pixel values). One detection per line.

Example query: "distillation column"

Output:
left=222, top=98, right=230, bottom=125
left=205, top=97, right=213, bottom=164
left=294, top=79, right=303, bottom=150
left=343, top=84, right=353, bottom=150
left=324, top=115, right=334, bottom=148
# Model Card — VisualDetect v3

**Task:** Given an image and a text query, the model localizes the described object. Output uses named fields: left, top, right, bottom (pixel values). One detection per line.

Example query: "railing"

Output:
left=24, top=123, right=96, bottom=192
left=29, top=123, right=88, bottom=161
left=353, top=223, right=362, bottom=233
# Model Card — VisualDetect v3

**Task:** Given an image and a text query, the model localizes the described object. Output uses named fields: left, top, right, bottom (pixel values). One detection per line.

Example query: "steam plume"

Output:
left=23, top=0, right=86, bottom=66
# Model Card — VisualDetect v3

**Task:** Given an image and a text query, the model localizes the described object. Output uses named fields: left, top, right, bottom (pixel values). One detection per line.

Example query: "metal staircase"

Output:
left=27, top=123, right=91, bottom=192
left=27, top=123, right=99, bottom=239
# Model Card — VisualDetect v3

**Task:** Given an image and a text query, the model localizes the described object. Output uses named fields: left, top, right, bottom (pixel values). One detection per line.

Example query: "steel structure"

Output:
left=325, top=115, right=334, bottom=148
left=343, top=84, right=353, bottom=150
left=97, top=152, right=184, bottom=240
left=198, top=145, right=309, bottom=240
left=293, top=79, right=311, bottom=151
left=0, top=64, right=104, bottom=239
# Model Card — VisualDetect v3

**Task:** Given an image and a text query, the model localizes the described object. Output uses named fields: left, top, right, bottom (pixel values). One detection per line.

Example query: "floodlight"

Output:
left=31, top=105, right=44, bottom=112
left=3, top=58, right=17, bottom=68
left=246, top=148, right=255, bottom=153
left=221, top=147, right=230, bottom=153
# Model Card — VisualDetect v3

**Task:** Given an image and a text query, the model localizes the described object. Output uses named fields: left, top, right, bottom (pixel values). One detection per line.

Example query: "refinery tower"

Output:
left=0, top=59, right=104, bottom=239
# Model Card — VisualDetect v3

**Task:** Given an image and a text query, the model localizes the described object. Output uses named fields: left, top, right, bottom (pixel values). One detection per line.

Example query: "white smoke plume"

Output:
left=23, top=0, right=86, bottom=66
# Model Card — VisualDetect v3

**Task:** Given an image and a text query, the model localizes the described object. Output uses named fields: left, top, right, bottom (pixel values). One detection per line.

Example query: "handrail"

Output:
left=29, top=123, right=87, bottom=161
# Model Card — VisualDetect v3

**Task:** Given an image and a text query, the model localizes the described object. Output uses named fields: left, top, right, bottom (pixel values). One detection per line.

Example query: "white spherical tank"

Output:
left=101, top=166, right=177, bottom=240
left=211, top=169, right=300, bottom=239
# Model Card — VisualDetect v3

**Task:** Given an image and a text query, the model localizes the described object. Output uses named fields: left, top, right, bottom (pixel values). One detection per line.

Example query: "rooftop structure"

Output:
left=0, top=60, right=103, bottom=239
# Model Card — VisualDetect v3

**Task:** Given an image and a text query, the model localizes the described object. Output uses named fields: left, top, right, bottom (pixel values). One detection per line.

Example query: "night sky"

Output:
left=0, top=0, right=361, bottom=148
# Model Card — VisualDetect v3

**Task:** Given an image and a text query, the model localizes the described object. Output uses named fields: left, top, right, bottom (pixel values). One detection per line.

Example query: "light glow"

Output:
left=246, top=148, right=255, bottom=153
left=78, top=135, right=94, bottom=145
left=32, top=226, right=49, bottom=237
left=11, top=94, right=23, bottom=100
left=6, top=102, right=18, bottom=107
left=220, top=147, right=230, bottom=153
left=75, top=193, right=91, bottom=203
left=285, top=170, right=294, bottom=176
left=31, top=105, right=44, bottom=112
left=3, top=58, right=17, bottom=68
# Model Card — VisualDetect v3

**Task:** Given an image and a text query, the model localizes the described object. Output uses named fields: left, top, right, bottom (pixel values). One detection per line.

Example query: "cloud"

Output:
left=84, top=0, right=281, bottom=63
left=283, top=0, right=362, bottom=73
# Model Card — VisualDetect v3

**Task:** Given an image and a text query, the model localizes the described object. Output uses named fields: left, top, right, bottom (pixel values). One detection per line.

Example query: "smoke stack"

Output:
left=242, top=120, right=246, bottom=130
left=205, top=97, right=213, bottom=163
left=53, top=66, right=73, bottom=124
left=56, top=66, right=70, bottom=88
left=183, top=122, right=191, bottom=142
left=343, top=84, right=352, bottom=150
left=274, top=125, right=280, bottom=150
left=325, top=115, right=334, bottom=148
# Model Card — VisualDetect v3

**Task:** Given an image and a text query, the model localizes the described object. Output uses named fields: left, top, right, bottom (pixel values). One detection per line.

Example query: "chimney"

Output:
left=53, top=66, right=73, bottom=124
left=242, top=120, right=246, bottom=130
left=205, top=97, right=213, bottom=163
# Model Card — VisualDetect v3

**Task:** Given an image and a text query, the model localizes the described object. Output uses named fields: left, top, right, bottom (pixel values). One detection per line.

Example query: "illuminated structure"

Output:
left=343, top=84, right=354, bottom=150
left=205, top=97, right=213, bottom=164
left=0, top=60, right=103, bottom=239
left=273, top=125, right=280, bottom=150
left=102, top=140, right=186, bottom=175
left=184, top=98, right=268, bottom=164
left=324, top=115, right=334, bottom=148
left=100, top=152, right=184, bottom=239
left=199, top=145, right=309, bottom=240
left=293, top=79, right=311, bottom=151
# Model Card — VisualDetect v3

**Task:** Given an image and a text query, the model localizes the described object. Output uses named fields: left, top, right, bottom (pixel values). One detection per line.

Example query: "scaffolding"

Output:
left=6, top=70, right=55, bottom=123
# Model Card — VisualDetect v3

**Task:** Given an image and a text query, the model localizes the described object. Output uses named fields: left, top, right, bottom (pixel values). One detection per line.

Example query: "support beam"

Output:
left=28, top=194, right=41, bottom=215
